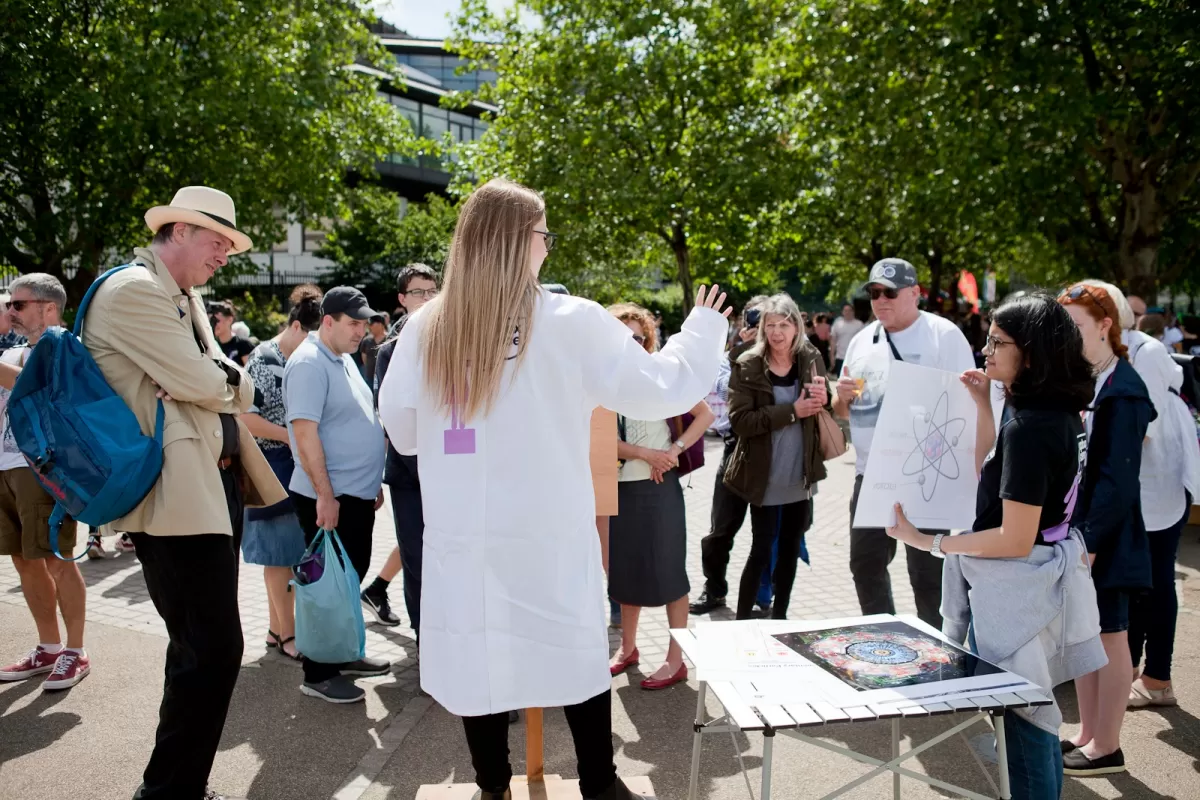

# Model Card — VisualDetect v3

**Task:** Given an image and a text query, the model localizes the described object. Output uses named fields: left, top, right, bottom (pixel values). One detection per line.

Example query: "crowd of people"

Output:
left=0, top=179, right=1197, bottom=800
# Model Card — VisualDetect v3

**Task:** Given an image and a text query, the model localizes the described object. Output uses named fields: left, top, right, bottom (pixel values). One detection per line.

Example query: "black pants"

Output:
left=387, top=454, right=424, bottom=636
left=292, top=492, right=376, bottom=683
left=848, top=474, right=944, bottom=628
left=462, top=689, right=617, bottom=797
left=700, top=440, right=750, bottom=598
left=130, top=468, right=244, bottom=800
left=1129, top=493, right=1191, bottom=681
left=737, top=500, right=812, bottom=619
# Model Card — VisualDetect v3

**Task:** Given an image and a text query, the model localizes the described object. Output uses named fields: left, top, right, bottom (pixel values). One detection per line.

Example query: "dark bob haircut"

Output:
left=991, top=292, right=1093, bottom=412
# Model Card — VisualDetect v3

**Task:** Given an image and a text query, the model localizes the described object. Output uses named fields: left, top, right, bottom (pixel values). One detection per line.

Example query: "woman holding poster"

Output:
left=377, top=178, right=729, bottom=800
left=886, top=293, right=1105, bottom=797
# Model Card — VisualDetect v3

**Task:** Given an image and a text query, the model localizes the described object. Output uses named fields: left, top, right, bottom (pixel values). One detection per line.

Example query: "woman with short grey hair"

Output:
left=723, top=293, right=831, bottom=619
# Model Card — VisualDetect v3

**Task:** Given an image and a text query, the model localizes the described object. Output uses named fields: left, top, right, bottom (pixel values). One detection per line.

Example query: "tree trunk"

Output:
left=1118, top=186, right=1162, bottom=301
left=671, top=225, right=694, bottom=320
left=927, top=248, right=944, bottom=314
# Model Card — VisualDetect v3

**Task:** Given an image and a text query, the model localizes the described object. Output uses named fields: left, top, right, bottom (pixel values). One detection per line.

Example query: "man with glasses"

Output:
left=370, top=264, right=441, bottom=643
left=832, top=258, right=975, bottom=628
left=0, top=275, right=91, bottom=692
left=0, top=294, right=27, bottom=352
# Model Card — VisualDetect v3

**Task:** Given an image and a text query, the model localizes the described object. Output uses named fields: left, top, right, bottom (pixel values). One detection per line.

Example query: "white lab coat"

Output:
left=378, top=292, right=726, bottom=716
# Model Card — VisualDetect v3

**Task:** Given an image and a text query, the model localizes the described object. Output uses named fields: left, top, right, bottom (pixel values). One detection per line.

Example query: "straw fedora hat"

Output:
left=145, top=186, right=253, bottom=255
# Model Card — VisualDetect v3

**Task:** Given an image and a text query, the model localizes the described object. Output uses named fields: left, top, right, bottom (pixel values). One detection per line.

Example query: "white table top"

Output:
left=672, top=614, right=1052, bottom=732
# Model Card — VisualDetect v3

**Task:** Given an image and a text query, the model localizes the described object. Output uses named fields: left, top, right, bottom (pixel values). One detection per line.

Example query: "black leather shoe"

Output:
left=587, top=778, right=645, bottom=800
left=689, top=591, right=726, bottom=614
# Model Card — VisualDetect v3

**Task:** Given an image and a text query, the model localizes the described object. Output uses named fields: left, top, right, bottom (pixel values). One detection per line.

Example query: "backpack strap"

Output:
left=73, top=263, right=142, bottom=338
left=48, top=505, right=88, bottom=562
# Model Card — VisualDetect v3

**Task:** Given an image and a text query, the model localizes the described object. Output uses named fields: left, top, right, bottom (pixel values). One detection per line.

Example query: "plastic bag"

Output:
left=292, top=528, right=366, bottom=664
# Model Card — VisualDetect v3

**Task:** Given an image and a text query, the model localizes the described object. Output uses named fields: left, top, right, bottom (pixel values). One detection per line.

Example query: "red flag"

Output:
left=958, top=271, right=979, bottom=313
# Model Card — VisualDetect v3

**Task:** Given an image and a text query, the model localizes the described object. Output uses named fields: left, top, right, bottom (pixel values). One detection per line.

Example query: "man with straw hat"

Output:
left=81, top=186, right=285, bottom=800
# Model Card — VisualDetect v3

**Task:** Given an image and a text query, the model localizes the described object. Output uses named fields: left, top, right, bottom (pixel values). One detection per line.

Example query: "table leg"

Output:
left=892, top=717, right=901, bottom=800
left=993, top=711, right=1011, bottom=800
left=761, top=730, right=775, bottom=800
left=688, top=682, right=707, bottom=800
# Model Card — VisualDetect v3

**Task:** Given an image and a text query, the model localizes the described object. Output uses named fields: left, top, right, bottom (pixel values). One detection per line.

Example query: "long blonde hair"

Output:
left=749, top=293, right=806, bottom=360
left=420, top=178, right=544, bottom=421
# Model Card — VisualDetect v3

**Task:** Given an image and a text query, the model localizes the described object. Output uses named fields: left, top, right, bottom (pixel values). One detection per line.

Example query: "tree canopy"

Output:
left=0, top=0, right=409, bottom=300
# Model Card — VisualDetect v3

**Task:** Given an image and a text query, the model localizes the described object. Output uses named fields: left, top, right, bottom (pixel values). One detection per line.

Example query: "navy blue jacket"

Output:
left=1072, top=357, right=1156, bottom=591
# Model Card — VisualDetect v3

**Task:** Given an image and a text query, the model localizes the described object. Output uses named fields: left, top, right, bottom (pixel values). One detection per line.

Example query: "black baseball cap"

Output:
left=321, top=286, right=378, bottom=320
left=862, top=258, right=918, bottom=291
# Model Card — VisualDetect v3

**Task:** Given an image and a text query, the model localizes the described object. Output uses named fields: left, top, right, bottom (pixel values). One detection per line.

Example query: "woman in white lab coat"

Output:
left=377, top=178, right=729, bottom=800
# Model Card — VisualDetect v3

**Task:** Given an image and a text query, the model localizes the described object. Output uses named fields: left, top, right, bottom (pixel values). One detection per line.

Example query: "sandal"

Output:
left=277, top=636, right=301, bottom=661
left=266, top=630, right=280, bottom=649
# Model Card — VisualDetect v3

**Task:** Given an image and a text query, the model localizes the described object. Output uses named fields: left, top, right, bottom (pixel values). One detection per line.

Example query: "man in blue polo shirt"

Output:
left=284, top=285, right=388, bottom=703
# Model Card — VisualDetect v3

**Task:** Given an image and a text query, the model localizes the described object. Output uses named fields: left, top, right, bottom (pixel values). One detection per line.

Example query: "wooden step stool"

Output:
left=416, top=708, right=656, bottom=799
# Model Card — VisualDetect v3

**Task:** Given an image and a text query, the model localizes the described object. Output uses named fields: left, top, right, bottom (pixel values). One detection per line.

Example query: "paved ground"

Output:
left=2, top=439, right=1199, bottom=798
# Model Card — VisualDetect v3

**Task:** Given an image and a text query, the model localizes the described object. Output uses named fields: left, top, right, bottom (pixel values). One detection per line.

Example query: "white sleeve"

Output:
left=578, top=301, right=727, bottom=420
left=378, top=316, right=422, bottom=456
left=941, top=323, right=977, bottom=374
left=1134, top=341, right=1178, bottom=440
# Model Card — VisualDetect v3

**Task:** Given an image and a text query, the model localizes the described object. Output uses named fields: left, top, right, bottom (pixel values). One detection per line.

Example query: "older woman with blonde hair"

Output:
left=606, top=303, right=714, bottom=691
left=724, top=293, right=830, bottom=620
left=378, top=178, right=730, bottom=800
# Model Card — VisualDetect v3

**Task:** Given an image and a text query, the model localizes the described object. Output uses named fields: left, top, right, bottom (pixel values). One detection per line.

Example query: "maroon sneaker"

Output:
left=0, top=647, right=62, bottom=681
left=42, top=650, right=90, bottom=691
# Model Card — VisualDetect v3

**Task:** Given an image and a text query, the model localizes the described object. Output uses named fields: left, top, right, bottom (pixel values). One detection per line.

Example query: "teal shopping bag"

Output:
left=292, top=528, right=367, bottom=664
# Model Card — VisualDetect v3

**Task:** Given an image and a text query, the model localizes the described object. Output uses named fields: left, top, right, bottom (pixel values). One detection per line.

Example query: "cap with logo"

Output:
left=862, top=258, right=918, bottom=291
left=321, top=286, right=378, bottom=321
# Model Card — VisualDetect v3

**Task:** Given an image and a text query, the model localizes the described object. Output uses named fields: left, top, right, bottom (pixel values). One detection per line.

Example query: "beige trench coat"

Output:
left=81, top=248, right=286, bottom=536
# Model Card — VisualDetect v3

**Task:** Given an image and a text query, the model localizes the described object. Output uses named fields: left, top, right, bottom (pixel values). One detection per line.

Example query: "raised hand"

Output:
left=695, top=285, right=733, bottom=318
left=959, top=369, right=992, bottom=407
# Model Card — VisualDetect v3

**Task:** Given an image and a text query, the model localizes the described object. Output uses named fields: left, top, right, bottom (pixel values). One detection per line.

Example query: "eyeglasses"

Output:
left=533, top=229, right=558, bottom=252
left=403, top=288, right=438, bottom=299
left=4, top=299, right=51, bottom=312
left=632, top=333, right=646, bottom=345
left=867, top=286, right=900, bottom=301
left=981, top=334, right=1016, bottom=354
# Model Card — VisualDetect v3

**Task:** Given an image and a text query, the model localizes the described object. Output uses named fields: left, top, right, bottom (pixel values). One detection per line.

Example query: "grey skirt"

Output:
left=608, top=471, right=690, bottom=607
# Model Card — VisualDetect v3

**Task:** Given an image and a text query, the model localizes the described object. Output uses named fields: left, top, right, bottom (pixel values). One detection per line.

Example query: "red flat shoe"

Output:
left=609, top=648, right=640, bottom=676
left=640, top=663, right=688, bottom=690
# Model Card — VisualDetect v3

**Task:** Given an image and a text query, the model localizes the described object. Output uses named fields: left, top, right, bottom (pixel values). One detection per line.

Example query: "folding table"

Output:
left=673, top=615, right=1053, bottom=800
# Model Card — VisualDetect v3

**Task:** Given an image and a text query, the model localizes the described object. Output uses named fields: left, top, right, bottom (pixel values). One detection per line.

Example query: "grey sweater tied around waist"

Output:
left=941, top=530, right=1107, bottom=734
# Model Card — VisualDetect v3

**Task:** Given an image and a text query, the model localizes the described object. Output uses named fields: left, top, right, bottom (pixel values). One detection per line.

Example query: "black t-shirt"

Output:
left=221, top=334, right=255, bottom=364
left=973, top=406, right=1086, bottom=545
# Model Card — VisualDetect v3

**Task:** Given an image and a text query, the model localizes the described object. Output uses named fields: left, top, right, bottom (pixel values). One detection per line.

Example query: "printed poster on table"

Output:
left=770, top=620, right=1034, bottom=704
left=852, top=361, right=980, bottom=530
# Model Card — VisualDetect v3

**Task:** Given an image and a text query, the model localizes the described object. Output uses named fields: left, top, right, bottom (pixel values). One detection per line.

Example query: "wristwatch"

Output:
left=930, top=533, right=946, bottom=559
left=673, top=439, right=686, bottom=451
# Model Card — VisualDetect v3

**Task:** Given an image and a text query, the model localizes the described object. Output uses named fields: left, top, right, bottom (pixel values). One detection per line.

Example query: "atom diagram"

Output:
left=901, top=391, right=967, bottom=501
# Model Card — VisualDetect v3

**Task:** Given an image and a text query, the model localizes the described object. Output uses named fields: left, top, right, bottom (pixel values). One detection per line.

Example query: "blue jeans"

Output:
left=969, top=625, right=1063, bottom=798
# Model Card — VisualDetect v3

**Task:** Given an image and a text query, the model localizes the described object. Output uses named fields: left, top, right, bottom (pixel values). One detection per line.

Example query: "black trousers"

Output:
left=1129, top=493, right=1191, bottom=681
left=848, top=474, right=944, bottom=628
left=736, top=500, right=812, bottom=620
left=292, top=492, right=376, bottom=683
left=700, top=440, right=750, bottom=598
left=130, top=468, right=244, bottom=800
left=387, top=454, right=424, bottom=636
left=462, top=689, right=617, bottom=797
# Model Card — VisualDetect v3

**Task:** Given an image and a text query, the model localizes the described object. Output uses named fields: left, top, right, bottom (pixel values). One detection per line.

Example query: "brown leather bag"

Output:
left=816, top=408, right=847, bottom=461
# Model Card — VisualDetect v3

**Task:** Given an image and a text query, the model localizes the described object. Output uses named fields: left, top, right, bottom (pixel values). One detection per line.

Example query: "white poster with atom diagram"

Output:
left=852, top=361, right=980, bottom=531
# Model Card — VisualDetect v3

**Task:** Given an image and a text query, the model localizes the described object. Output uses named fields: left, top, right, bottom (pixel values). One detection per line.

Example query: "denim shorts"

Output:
left=1096, top=588, right=1130, bottom=634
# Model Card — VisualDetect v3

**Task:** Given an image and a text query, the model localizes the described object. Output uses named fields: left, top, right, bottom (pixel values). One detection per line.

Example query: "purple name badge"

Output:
left=444, top=399, right=476, bottom=455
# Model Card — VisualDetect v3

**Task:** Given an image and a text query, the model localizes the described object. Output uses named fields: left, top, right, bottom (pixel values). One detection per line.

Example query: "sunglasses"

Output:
left=533, top=229, right=558, bottom=252
left=1061, top=285, right=1100, bottom=304
left=403, top=288, right=438, bottom=299
left=4, top=299, right=51, bottom=312
left=632, top=333, right=646, bottom=345
left=867, top=286, right=900, bottom=301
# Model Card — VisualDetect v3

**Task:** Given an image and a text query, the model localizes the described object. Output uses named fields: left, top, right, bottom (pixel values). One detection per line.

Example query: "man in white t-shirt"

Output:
left=830, top=303, right=865, bottom=377
left=0, top=274, right=90, bottom=691
left=832, top=259, right=976, bottom=628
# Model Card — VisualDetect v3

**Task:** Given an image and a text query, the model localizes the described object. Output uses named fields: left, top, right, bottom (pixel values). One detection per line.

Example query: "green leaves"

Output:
left=0, top=0, right=410, bottom=300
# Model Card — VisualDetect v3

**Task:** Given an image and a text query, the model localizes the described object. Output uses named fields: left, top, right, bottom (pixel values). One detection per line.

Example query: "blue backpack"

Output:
left=8, top=265, right=164, bottom=560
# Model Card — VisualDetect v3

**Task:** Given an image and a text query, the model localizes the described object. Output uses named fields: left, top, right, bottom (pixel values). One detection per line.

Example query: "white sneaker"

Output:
left=1128, top=677, right=1176, bottom=708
